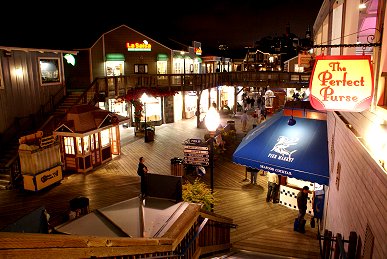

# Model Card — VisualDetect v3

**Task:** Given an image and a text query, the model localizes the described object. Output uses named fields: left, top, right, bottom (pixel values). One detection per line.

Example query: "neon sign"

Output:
left=309, top=55, right=374, bottom=112
left=126, top=40, right=151, bottom=52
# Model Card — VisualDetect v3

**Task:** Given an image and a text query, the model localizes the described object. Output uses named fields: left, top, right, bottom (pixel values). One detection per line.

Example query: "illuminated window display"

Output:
left=135, top=96, right=162, bottom=123
left=106, top=61, right=124, bottom=76
left=101, top=129, right=110, bottom=147
left=39, top=58, right=61, bottom=85
left=64, top=137, right=75, bottom=155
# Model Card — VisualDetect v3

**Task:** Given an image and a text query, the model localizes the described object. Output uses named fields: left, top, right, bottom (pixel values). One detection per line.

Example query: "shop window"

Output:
left=64, top=137, right=75, bottom=155
left=106, top=61, right=124, bottom=76
left=134, top=64, right=148, bottom=74
left=157, top=61, right=167, bottom=79
left=38, top=57, right=61, bottom=85
left=90, top=134, right=94, bottom=151
left=101, top=129, right=110, bottom=147
left=83, top=136, right=90, bottom=154
left=157, top=61, right=167, bottom=74
left=95, top=133, right=99, bottom=148
left=76, top=137, right=83, bottom=155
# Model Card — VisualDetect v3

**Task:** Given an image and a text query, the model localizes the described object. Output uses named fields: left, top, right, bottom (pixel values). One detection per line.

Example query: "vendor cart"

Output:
left=18, top=131, right=63, bottom=191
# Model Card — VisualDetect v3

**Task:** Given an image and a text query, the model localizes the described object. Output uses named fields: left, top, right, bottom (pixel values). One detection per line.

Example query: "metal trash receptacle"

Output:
left=227, top=120, right=236, bottom=131
left=145, top=127, right=155, bottom=142
left=171, top=157, right=184, bottom=176
left=69, top=196, right=90, bottom=217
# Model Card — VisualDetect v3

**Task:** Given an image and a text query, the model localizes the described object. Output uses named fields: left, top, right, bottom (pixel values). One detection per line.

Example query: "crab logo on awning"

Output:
left=268, top=136, right=299, bottom=163
left=309, top=55, right=374, bottom=112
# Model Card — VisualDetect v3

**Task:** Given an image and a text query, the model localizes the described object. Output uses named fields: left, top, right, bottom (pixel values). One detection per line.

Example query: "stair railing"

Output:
left=318, top=227, right=359, bottom=259
left=0, top=204, right=235, bottom=258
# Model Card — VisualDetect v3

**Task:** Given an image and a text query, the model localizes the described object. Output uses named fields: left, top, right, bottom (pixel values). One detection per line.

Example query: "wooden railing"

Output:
left=318, top=228, right=359, bottom=259
left=73, top=71, right=311, bottom=105
left=0, top=205, right=236, bottom=258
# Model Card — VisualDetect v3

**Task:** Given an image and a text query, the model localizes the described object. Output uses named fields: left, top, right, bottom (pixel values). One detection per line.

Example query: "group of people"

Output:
left=240, top=108, right=267, bottom=132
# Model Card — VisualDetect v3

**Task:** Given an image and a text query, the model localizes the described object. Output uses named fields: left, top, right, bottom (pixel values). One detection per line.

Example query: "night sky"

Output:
left=0, top=1, right=323, bottom=54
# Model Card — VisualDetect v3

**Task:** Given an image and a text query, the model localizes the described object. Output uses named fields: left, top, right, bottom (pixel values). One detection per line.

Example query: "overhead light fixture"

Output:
left=15, top=67, right=23, bottom=77
left=288, top=115, right=296, bottom=126
left=359, top=0, right=367, bottom=9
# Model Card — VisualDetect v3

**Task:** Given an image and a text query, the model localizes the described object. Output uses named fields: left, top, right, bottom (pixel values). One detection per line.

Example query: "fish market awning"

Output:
left=233, top=113, right=329, bottom=185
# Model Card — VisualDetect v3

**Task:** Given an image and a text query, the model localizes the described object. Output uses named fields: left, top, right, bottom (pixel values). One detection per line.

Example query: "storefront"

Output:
left=232, top=108, right=328, bottom=217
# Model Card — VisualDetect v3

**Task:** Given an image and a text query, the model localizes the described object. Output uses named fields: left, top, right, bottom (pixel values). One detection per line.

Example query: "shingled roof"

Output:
left=55, top=104, right=129, bottom=134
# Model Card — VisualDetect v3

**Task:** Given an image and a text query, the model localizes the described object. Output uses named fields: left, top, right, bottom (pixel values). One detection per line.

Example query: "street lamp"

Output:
left=204, top=106, right=220, bottom=194
left=180, top=51, right=186, bottom=84
left=141, top=93, right=149, bottom=142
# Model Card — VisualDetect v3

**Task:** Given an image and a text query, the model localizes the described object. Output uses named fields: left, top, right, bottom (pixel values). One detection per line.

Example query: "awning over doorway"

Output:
left=157, top=53, right=168, bottom=61
left=106, top=53, right=125, bottom=61
left=232, top=113, right=329, bottom=185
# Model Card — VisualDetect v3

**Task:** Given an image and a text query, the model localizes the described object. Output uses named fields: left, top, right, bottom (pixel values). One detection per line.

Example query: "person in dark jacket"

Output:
left=137, top=157, right=148, bottom=198
left=296, top=186, right=310, bottom=221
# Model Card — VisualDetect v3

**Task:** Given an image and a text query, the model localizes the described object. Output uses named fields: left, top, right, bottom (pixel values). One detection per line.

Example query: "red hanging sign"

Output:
left=309, top=55, right=374, bottom=112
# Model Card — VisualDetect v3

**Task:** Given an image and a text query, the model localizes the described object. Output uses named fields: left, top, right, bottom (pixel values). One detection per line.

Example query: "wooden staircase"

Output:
left=39, top=89, right=85, bottom=136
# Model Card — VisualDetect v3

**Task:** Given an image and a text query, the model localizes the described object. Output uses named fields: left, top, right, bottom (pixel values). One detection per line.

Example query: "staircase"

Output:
left=39, top=89, right=85, bottom=135
left=0, top=89, right=86, bottom=190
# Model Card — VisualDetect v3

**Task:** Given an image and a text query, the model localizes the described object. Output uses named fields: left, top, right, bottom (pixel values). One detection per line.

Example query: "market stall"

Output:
left=53, top=104, right=130, bottom=173
left=18, top=131, right=62, bottom=191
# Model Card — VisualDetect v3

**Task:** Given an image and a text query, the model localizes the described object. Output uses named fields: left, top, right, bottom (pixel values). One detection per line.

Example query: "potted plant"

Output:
left=182, top=178, right=217, bottom=212
left=130, top=99, right=143, bottom=131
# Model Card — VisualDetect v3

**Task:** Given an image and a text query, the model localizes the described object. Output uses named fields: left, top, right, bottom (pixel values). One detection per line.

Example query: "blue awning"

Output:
left=233, top=113, right=329, bottom=185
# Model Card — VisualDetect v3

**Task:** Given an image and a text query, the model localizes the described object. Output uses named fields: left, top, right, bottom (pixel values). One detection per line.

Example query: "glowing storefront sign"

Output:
left=126, top=40, right=151, bottom=52
left=195, top=47, right=202, bottom=55
left=309, top=55, right=374, bottom=112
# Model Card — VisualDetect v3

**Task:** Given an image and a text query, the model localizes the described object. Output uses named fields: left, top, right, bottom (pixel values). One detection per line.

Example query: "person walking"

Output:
left=266, top=172, right=279, bottom=202
left=295, top=186, right=310, bottom=233
left=137, top=157, right=148, bottom=199
left=250, top=168, right=258, bottom=185
left=241, top=110, right=249, bottom=132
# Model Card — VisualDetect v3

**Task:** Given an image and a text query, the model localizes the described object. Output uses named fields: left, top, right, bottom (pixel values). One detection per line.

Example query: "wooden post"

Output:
left=322, top=229, right=332, bottom=259
left=347, top=231, right=358, bottom=258
left=333, top=233, right=342, bottom=259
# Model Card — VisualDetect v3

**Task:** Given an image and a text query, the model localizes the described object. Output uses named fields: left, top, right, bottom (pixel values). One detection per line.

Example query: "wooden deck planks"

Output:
left=0, top=114, right=321, bottom=258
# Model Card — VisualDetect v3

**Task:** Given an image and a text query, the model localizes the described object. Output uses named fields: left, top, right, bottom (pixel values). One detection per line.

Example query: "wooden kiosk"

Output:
left=53, top=104, right=129, bottom=173
left=18, top=131, right=62, bottom=191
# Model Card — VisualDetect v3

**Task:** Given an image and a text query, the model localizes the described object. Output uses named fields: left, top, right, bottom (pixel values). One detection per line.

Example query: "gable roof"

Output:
left=54, top=104, right=129, bottom=134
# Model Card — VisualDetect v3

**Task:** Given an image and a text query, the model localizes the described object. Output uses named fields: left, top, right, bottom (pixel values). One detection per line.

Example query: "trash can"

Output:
left=69, top=196, right=89, bottom=218
left=171, top=157, right=184, bottom=176
left=145, top=127, right=155, bottom=142
left=227, top=120, right=236, bottom=131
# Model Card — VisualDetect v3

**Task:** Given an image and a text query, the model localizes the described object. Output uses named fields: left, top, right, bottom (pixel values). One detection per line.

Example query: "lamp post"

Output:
left=204, top=106, right=220, bottom=194
left=141, top=93, right=148, bottom=142
left=180, top=51, right=186, bottom=85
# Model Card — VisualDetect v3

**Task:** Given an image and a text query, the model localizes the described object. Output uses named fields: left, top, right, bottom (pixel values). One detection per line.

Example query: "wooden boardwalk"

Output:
left=0, top=113, right=321, bottom=258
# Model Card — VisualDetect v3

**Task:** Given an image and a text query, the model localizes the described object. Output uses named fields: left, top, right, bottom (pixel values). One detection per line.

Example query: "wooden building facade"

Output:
left=0, top=47, right=78, bottom=137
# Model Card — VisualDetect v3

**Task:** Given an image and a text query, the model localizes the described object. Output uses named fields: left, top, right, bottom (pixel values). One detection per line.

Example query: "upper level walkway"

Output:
left=79, top=70, right=311, bottom=103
